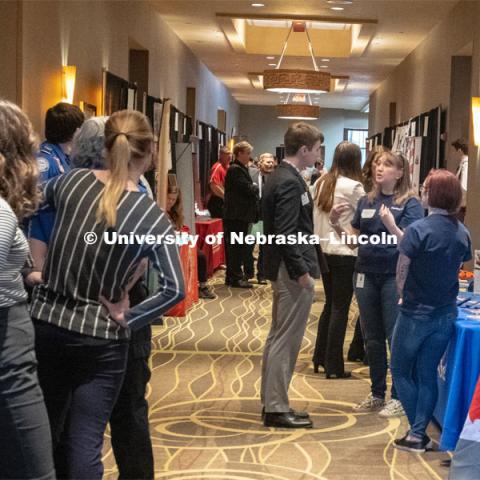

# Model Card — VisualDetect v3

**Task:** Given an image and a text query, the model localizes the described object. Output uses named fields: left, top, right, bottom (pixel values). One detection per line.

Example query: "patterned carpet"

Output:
left=102, top=273, right=451, bottom=479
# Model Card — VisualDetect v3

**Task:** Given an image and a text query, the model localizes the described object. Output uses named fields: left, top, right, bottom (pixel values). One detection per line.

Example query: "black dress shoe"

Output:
left=257, top=277, right=268, bottom=285
left=393, top=434, right=433, bottom=453
left=326, top=371, right=352, bottom=379
left=261, top=407, right=309, bottom=420
left=230, top=279, right=253, bottom=288
left=264, top=412, right=313, bottom=429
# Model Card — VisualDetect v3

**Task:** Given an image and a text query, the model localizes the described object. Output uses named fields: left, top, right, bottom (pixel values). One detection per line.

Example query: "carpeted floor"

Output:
left=102, top=273, right=451, bottom=479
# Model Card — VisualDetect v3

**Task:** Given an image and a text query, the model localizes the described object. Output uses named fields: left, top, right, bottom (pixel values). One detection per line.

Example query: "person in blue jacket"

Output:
left=27, top=103, right=84, bottom=284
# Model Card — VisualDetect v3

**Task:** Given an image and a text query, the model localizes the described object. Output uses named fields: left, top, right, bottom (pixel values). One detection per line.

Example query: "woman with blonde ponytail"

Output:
left=31, top=109, right=184, bottom=479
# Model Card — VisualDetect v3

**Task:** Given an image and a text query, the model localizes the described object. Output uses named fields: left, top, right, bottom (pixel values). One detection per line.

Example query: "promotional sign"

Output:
left=474, top=250, right=480, bottom=295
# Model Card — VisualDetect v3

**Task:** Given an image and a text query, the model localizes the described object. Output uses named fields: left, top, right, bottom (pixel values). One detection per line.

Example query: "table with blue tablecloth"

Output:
left=434, top=294, right=480, bottom=451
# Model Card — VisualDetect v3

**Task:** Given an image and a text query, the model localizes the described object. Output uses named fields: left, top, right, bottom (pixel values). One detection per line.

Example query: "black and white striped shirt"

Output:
left=30, top=169, right=185, bottom=340
left=0, top=198, right=29, bottom=307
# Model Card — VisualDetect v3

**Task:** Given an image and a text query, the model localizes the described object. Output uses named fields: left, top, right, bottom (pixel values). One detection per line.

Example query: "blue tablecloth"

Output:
left=434, top=296, right=480, bottom=451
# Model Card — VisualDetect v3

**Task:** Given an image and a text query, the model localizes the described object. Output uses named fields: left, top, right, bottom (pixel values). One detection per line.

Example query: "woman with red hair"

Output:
left=391, top=169, right=472, bottom=453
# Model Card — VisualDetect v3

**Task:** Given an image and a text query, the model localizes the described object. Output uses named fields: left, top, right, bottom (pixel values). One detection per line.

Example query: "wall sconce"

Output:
left=62, top=65, right=76, bottom=104
left=472, top=97, right=480, bottom=146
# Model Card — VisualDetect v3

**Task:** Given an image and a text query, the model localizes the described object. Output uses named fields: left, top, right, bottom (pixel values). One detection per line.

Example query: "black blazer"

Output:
left=262, top=161, right=327, bottom=281
left=223, top=160, right=259, bottom=223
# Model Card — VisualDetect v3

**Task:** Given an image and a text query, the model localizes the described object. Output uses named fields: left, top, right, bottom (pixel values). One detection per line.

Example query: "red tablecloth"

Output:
left=195, top=218, right=225, bottom=277
left=165, top=244, right=198, bottom=317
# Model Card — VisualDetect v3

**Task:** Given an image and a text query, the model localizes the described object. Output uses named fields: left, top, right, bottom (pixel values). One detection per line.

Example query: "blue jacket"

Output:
left=29, top=142, right=71, bottom=243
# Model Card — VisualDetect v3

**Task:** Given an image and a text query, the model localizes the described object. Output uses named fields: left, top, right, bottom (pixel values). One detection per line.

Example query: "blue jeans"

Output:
left=391, top=310, right=456, bottom=438
left=354, top=273, right=399, bottom=400
left=34, top=321, right=128, bottom=479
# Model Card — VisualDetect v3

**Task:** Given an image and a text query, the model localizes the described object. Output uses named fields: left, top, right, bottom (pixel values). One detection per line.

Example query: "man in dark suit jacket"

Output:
left=223, top=141, right=259, bottom=288
left=261, top=122, right=327, bottom=429
left=248, top=153, right=275, bottom=283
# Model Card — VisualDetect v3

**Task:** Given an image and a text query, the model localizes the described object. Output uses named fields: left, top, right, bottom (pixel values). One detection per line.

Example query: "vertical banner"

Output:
left=474, top=251, right=480, bottom=295
left=156, top=99, right=172, bottom=210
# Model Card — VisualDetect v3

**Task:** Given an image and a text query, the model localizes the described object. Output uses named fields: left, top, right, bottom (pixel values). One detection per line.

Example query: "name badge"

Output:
left=361, top=208, right=376, bottom=219
left=356, top=273, right=365, bottom=289
left=301, top=192, right=310, bottom=206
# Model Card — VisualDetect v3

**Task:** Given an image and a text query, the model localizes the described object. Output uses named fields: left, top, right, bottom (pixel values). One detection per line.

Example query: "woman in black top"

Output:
left=32, top=110, right=185, bottom=479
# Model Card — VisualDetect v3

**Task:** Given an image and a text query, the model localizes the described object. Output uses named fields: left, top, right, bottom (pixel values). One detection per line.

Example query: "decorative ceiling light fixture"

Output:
left=276, top=91, right=320, bottom=120
left=277, top=103, right=320, bottom=120
left=263, top=21, right=331, bottom=95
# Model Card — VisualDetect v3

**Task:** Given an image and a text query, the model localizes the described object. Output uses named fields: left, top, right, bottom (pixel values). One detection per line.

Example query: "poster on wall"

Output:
left=405, top=136, right=422, bottom=195
left=127, top=88, right=136, bottom=110
left=392, top=125, right=409, bottom=153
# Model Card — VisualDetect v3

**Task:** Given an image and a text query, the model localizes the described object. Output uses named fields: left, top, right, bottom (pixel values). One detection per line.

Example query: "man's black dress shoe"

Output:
left=264, top=412, right=313, bottom=428
left=257, top=277, right=268, bottom=285
left=230, top=279, right=253, bottom=288
left=261, top=407, right=309, bottom=420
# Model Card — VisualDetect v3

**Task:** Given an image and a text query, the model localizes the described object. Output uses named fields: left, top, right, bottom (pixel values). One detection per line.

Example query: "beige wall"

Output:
left=240, top=105, right=368, bottom=168
left=2, top=0, right=239, bottom=137
left=369, top=0, right=476, bottom=136
left=0, top=1, right=21, bottom=103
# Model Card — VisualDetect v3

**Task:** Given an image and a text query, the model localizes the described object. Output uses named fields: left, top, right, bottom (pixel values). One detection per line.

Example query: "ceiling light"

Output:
left=321, top=58, right=330, bottom=62
left=277, top=104, right=320, bottom=120
left=251, top=3, right=265, bottom=7
left=330, top=6, right=345, bottom=11
left=268, top=63, right=277, bottom=66
left=263, top=22, right=331, bottom=94
left=320, top=65, right=328, bottom=68
left=266, top=56, right=275, bottom=60
left=327, top=0, right=353, bottom=4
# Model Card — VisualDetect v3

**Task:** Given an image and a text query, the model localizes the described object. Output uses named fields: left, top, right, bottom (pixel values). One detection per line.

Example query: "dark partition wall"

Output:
left=103, top=70, right=137, bottom=115
left=367, top=105, right=444, bottom=185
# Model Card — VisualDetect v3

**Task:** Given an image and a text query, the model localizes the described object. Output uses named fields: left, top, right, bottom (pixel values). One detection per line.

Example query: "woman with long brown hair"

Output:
left=31, top=109, right=184, bottom=479
left=347, top=145, right=387, bottom=363
left=312, top=141, right=365, bottom=378
left=0, top=100, right=55, bottom=479
left=329, top=150, right=423, bottom=417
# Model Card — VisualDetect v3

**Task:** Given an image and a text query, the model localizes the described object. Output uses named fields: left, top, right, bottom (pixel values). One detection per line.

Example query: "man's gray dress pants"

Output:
left=261, top=262, right=315, bottom=412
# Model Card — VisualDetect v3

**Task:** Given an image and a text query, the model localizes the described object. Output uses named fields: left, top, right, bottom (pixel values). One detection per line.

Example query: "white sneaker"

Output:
left=353, top=393, right=386, bottom=412
left=379, top=399, right=405, bottom=418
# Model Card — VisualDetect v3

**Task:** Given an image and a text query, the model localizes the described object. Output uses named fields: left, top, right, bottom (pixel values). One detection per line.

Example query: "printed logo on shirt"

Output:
left=37, top=157, right=50, bottom=173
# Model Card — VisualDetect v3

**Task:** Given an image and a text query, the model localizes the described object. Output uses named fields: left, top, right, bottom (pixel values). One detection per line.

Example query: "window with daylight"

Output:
left=344, top=128, right=368, bottom=164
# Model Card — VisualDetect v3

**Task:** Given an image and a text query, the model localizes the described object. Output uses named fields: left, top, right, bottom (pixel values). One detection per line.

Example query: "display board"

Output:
left=102, top=70, right=137, bottom=115
left=366, top=105, right=443, bottom=186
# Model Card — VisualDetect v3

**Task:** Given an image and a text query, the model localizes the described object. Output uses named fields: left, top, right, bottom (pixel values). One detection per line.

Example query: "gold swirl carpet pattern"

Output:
left=103, top=274, right=450, bottom=479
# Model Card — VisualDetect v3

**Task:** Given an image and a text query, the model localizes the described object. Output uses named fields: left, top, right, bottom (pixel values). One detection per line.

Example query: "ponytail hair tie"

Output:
left=115, top=132, right=129, bottom=140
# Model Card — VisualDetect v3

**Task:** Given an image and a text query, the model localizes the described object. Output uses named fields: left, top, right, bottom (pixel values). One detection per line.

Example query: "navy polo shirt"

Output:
left=351, top=193, right=424, bottom=274
left=399, top=213, right=472, bottom=317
